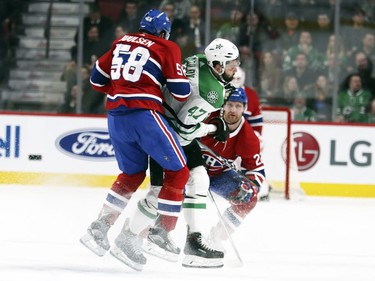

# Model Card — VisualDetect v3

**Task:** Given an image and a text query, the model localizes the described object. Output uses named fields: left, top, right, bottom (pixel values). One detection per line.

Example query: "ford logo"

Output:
left=56, top=129, right=115, bottom=161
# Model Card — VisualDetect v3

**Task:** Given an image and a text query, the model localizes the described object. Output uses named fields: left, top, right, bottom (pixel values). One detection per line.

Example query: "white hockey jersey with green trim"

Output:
left=164, top=54, right=227, bottom=146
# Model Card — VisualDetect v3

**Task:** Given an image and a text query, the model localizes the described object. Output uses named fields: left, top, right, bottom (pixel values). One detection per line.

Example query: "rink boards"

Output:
left=0, top=112, right=374, bottom=197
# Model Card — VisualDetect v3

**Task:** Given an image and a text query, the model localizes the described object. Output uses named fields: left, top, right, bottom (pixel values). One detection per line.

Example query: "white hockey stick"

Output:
left=207, top=189, right=244, bottom=267
left=197, top=140, right=244, bottom=266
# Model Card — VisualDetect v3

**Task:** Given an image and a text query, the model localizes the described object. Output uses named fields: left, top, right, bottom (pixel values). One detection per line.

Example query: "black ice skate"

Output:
left=80, top=218, right=110, bottom=257
left=110, top=223, right=147, bottom=271
left=143, top=226, right=180, bottom=262
left=182, top=226, right=224, bottom=268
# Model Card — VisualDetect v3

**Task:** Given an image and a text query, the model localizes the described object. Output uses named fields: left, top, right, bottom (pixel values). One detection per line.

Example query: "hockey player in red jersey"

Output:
left=231, top=66, right=270, bottom=200
left=200, top=87, right=265, bottom=249
left=231, top=66, right=263, bottom=135
left=80, top=9, right=191, bottom=271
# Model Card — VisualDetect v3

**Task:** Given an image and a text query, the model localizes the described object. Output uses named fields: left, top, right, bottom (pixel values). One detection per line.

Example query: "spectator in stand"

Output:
left=361, top=0, right=375, bottom=24
left=284, top=52, right=319, bottom=93
left=346, top=51, right=375, bottom=95
left=280, top=75, right=303, bottom=106
left=287, top=0, right=320, bottom=29
left=258, top=51, right=284, bottom=103
left=185, top=5, right=205, bottom=54
left=177, top=4, right=205, bottom=58
left=291, top=94, right=317, bottom=121
left=0, top=0, right=26, bottom=84
left=160, top=2, right=185, bottom=43
left=71, top=25, right=110, bottom=66
left=257, top=0, right=285, bottom=27
left=113, top=25, right=128, bottom=40
left=310, top=10, right=333, bottom=54
left=58, top=65, right=93, bottom=114
left=359, top=33, right=375, bottom=74
left=159, top=0, right=191, bottom=20
left=238, top=11, right=279, bottom=60
left=117, top=0, right=142, bottom=34
left=276, top=11, right=301, bottom=58
left=324, top=34, right=348, bottom=69
left=0, top=25, right=8, bottom=84
left=341, top=8, right=372, bottom=58
left=337, top=74, right=372, bottom=123
left=322, top=53, right=347, bottom=86
left=368, top=98, right=375, bottom=123
left=74, top=3, right=113, bottom=44
left=238, top=45, right=257, bottom=87
left=283, top=30, right=324, bottom=72
left=305, top=75, right=333, bottom=122
left=216, top=6, right=244, bottom=45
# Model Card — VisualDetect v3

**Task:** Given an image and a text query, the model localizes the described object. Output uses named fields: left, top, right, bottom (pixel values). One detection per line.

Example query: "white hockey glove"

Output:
left=229, top=180, right=257, bottom=205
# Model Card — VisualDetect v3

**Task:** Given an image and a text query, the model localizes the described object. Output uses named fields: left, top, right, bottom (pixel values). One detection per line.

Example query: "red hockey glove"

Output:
left=229, top=180, right=257, bottom=205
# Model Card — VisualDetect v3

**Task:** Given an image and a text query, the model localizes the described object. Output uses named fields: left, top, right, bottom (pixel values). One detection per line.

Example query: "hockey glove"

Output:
left=224, top=83, right=236, bottom=100
left=208, top=117, right=229, bottom=142
left=229, top=180, right=256, bottom=205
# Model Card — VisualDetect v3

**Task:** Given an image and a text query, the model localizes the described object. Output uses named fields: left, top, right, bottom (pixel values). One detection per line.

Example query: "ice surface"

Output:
left=1, top=184, right=375, bottom=281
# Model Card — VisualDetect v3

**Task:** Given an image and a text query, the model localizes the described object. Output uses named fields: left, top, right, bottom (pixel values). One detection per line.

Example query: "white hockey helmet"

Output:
left=204, top=38, right=239, bottom=74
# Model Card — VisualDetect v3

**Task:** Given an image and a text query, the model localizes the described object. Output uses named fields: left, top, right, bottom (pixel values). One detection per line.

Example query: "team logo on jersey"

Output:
left=56, top=129, right=115, bottom=161
left=282, top=132, right=320, bottom=171
left=207, top=91, right=219, bottom=104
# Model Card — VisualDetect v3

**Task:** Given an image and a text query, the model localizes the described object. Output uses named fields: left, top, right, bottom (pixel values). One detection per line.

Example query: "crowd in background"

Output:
left=1, top=0, right=375, bottom=123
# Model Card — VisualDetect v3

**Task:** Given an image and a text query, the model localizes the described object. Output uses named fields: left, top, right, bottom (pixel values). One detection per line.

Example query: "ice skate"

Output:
left=143, top=226, right=180, bottom=262
left=207, top=224, right=227, bottom=254
left=182, top=226, right=224, bottom=268
left=80, top=218, right=110, bottom=257
left=110, top=223, right=147, bottom=271
left=258, top=181, right=271, bottom=201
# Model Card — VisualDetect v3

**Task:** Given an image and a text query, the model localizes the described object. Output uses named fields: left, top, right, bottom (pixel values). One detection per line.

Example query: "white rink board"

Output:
left=0, top=114, right=119, bottom=175
left=1, top=113, right=374, bottom=194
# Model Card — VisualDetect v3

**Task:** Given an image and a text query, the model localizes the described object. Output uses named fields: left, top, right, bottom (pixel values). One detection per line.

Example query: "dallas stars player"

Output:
left=131, top=38, right=240, bottom=268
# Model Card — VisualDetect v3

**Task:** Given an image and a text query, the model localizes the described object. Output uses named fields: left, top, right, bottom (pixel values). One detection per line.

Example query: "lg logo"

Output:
left=282, top=132, right=320, bottom=171
left=293, top=132, right=320, bottom=171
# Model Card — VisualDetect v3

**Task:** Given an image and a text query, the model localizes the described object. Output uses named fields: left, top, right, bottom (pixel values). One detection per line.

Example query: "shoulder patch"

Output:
left=207, top=91, right=219, bottom=104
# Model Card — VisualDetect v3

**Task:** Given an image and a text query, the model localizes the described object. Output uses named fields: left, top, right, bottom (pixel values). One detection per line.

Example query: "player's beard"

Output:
left=222, top=72, right=234, bottom=83
left=224, top=114, right=241, bottom=125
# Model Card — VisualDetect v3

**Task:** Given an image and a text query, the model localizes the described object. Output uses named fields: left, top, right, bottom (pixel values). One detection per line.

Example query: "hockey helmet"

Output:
left=227, top=87, right=248, bottom=105
left=139, top=9, right=171, bottom=39
left=204, top=38, right=239, bottom=74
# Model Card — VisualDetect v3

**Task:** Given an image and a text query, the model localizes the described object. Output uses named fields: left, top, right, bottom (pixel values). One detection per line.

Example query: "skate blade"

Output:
left=80, top=233, right=108, bottom=257
left=110, top=246, right=144, bottom=272
left=143, top=240, right=179, bottom=262
left=182, top=255, right=224, bottom=268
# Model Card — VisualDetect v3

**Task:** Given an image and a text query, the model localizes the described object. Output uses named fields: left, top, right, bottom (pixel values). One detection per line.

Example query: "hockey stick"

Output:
left=207, top=189, right=244, bottom=267
left=197, top=140, right=244, bottom=267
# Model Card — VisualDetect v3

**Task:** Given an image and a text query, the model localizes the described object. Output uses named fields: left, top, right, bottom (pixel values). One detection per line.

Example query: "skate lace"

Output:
left=198, top=235, right=216, bottom=252
left=127, top=235, right=143, bottom=255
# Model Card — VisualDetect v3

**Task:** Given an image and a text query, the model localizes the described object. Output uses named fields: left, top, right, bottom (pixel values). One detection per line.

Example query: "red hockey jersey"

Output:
left=200, top=115, right=265, bottom=187
left=90, top=33, right=191, bottom=114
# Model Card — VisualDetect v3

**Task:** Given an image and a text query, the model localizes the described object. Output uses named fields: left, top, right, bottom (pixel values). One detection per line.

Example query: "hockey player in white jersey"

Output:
left=131, top=38, right=240, bottom=268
